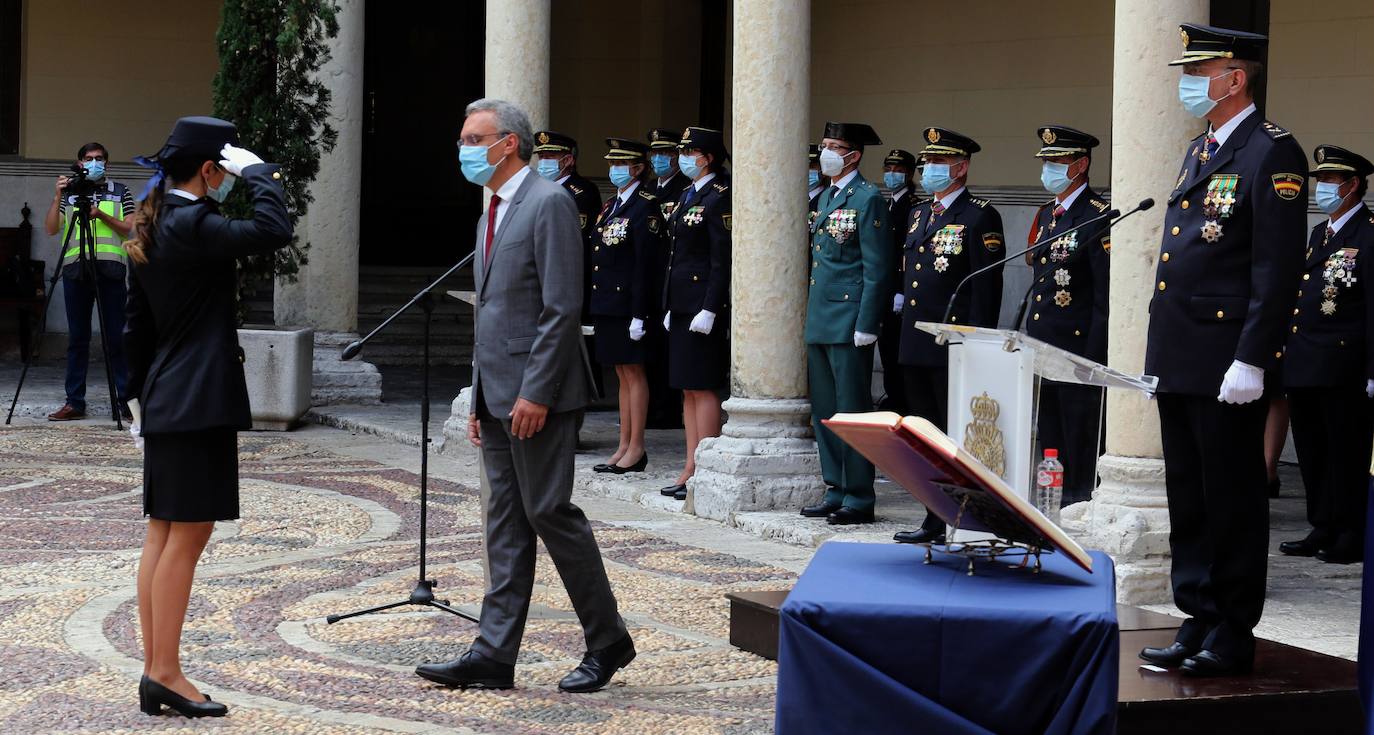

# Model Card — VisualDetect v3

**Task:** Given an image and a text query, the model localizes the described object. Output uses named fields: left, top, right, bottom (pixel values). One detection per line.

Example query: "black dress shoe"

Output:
left=1317, top=535, right=1363, bottom=564
left=141, top=677, right=228, bottom=717
left=800, top=501, right=842, bottom=518
left=661, top=483, right=686, bottom=497
left=827, top=506, right=875, bottom=525
left=415, top=649, right=515, bottom=689
left=607, top=452, right=648, bottom=474
left=1181, top=649, right=1252, bottom=677
left=1279, top=530, right=1332, bottom=557
left=593, top=463, right=614, bottom=473
left=559, top=634, right=636, bottom=693
left=893, top=528, right=946, bottom=545
left=1139, top=641, right=1197, bottom=668
left=673, top=486, right=687, bottom=501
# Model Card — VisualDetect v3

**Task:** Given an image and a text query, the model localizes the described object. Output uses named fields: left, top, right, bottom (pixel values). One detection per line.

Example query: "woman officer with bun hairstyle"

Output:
left=123, top=116, right=291, bottom=718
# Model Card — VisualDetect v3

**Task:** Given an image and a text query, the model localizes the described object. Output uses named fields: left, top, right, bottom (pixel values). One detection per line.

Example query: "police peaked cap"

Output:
left=884, top=149, right=917, bottom=168
left=919, top=127, right=980, bottom=158
left=647, top=128, right=680, bottom=150
left=679, top=126, right=728, bottom=160
left=1311, top=145, right=1374, bottom=178
left=533, top=130, right=577, bottom=154
left=150, top=116, right=239, bottom=163
left=1035, top=125, right=1100, bottom=158
left=1169, top=23, right=1267, bottom=66
left=823, top=122, right=882, bottom=149
left=605, top=137, right=650, bottom=161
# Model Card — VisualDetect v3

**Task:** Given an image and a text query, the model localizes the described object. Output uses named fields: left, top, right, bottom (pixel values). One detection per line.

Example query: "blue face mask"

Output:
left=536, top=158, right=562, bottom=180
left=82, top=160, right=106, bottom=180
left=1315, top=180, right=1349, bottom=215
left=1040, top=161, right=1073, bottom=195
left=921, top=163, right=953, bottom=194
left=458, top=137, right=508, bottom=187
left=609, top=164, right=634, bottom=189
left=808, top=169, right=821, bottom=189
left=679, top=153, right=702, bottom=179
left=1178, top=70, right=1233, bottom=118
left=651, top=153, right=674, bottom=177
left=207, top=173, right=236, bottom=203
left=883, top=171, right=907, bottom=191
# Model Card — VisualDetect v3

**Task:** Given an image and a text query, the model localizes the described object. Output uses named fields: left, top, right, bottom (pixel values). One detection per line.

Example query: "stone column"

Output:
left=690, top=0, right=824, bottom=522
left=483, top=0, right=551, bottom=129
left=1063, top=0, right=1208, bottom=603
left=275, top=0, right=382, bottom=404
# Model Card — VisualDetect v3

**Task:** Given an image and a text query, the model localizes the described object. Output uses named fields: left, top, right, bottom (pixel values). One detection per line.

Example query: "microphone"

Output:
left=341, top=340, right=365, bottom=361
left=940, top=197, right=1155, bottom=327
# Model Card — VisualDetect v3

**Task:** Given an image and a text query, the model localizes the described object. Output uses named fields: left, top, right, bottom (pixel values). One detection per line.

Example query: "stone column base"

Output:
left=1061, top=454, right=1172, bottom=604
left=688, top=397, right=825, bottom=522
left=310, top=331, right=382, bottom=405
left=442, top=387, right=477, bottom=458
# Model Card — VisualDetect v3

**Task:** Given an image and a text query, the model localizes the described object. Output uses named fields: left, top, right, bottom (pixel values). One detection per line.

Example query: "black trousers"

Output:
left=1287, top=385, right=1373, bottom=541
left=1157, top=393, right=1269, bottom=662
left=1036, top=380, right=1105, bottom=505
left=903, top=365, right=948, bottom=533
left=877, top=310, right=906, bottom=413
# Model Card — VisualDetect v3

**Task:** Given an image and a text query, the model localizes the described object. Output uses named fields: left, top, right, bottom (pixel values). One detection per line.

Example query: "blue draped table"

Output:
left=776, top=542, right=1118, bottom=735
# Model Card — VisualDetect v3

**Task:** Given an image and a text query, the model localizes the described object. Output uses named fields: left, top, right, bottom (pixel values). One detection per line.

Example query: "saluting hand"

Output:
left=509, top=397, right=549, bottom=440
left=219, top=144, right=265, bottom=177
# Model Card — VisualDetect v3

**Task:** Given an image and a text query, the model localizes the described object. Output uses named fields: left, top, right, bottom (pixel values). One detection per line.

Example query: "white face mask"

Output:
left=819, top=148, right=848, bottom=177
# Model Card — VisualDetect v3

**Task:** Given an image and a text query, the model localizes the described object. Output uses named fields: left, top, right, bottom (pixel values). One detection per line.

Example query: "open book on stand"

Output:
left=823, top=411, right=1093, bottom=573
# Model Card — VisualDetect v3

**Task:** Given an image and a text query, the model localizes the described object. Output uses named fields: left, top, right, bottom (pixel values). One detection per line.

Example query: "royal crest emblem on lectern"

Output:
left=964, top=392, right=1006, bottom=478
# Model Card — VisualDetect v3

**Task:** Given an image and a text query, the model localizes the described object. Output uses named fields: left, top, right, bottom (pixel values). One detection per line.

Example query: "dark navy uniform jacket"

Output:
left=649, top=172, right=690, bottom=222
left=562, top=173, right=603, bottom=319
left=663, top=173, right=731, bottom=315
left=1144, top=113, right=1308, bottom=395
left=898, top=190, right=1005, bottom=366
left=589, top=184, right=663, bottom=321
left=1283, top=204, right=1374, bottom=388
left=888, top=187, right=920, bottom=285
left=1024, top=187, right=1112, bottom=364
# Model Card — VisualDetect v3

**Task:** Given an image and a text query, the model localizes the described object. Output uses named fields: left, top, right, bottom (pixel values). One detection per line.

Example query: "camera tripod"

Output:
left=7, top=183, right=125, bottom=428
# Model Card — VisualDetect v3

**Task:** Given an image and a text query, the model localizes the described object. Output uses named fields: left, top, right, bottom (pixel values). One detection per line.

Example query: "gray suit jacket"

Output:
left=472, top=171, right=592, bottom=418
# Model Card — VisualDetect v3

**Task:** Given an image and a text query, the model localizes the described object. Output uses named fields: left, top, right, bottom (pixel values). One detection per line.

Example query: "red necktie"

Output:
left=484, top=194, right=501, bottom=266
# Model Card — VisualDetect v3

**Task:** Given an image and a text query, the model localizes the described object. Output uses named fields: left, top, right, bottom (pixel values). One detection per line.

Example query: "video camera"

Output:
left=63, top=163, right=100, bottom=199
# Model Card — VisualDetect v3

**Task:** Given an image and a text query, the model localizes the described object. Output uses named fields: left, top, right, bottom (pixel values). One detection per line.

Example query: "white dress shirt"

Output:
left=692, top=172, right=717, bottom=192
left=936, top=186, right=966, bottom=211
left=1056, top=181, right=1086, bottom=211
left=492, top=166, right=531, bottom=236
left=1209, top=103, right=1257, bottom=147
left=830, top=169, right=859, bottom=194
left=1330, top=202, right=1362, bottom=234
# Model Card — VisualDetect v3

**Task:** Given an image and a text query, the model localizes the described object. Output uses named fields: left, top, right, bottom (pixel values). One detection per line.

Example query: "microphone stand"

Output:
left=327, top=250, right=478, bottom=625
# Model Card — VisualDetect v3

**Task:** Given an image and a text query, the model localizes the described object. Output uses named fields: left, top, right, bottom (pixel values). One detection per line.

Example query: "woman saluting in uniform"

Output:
left=123, top=116, right=291, bottom=718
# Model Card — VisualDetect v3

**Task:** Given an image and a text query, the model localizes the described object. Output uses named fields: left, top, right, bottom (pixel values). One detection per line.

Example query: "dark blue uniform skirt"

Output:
left=667, top=311, right=728, bottom=390
left=143, top=428, right=240, bottom=522
left=593, top=315, right=644, bottom=365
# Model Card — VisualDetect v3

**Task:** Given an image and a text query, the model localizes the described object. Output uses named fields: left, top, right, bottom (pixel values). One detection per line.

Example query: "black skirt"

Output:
left=143, top=429, right=240, bottom=522
left=593, top=314, right=645, bottom=365
left=667, top=311, right=729, bottom=390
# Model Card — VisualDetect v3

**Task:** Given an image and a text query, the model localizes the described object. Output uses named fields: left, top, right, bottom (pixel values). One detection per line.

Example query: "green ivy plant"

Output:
left=211, top=0, right=340, bottom=321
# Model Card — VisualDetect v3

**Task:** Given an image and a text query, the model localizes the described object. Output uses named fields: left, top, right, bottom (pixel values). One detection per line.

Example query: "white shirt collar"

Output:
left=617, top=180, right=641, bottom=204
left=1056, top=182, right=1086, bottom=213
left=658, top=171, right=679, bottom=188
left=692, top=172, right=717, bottom=192
left=168, top=188, right=199, bottom=201
left=1209, top=103, right=1257, bottom=147
left=938, top=186, right=966, bottom=211
left=555, top=173, right=571, bottom=186
left=1329, top=203, right=1363, bottom=235
left=494, top=166, right=530, bottom=203
left=831, top=169, right=859, bottom=193
left=891, top=186, right=909, bottom=203
left=808, top=186, right=824, bottom=200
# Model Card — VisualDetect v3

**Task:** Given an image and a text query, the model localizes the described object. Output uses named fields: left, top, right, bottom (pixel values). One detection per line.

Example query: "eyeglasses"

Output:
left=458, top=131, right=511, bottom=147
left=820, top=143, right=852, bottom=153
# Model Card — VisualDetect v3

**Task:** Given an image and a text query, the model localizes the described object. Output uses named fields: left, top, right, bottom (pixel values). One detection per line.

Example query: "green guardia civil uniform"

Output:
left=805, top=122, right=893, bottom=513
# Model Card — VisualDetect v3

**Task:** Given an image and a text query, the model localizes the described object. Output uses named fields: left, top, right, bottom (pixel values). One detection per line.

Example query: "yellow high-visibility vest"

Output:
left=61, top=182, right=129, bottom=268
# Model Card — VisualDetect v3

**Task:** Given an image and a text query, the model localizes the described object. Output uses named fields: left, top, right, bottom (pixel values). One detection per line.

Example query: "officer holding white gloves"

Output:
left=658, top=126, right=731, bottom=501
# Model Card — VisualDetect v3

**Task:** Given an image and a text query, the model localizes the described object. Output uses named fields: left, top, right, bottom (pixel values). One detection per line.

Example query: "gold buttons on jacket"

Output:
left=812, top=260, right=818, bottom=268
left=1158, top=281, right=1167, bottom=291
left=919, top=246, right=926, bottom=253
left=1162, top=252, right=1170, bottom=262
left=1033, top=313, right=1040, bottom=320
left=911, top=281, right=918, bottom=288
left=1216, top=310, right=1224, bottom=319
left=843, top=294, right=849, bottom=300
left=1293, top=308, right=1299, bottom=315
left=1171, top=226, right=1180, bottom=236
left=594, top=246, right=600, bottom=252
left=909, top=298, right=916, bottom=306
left=1292, top=325, right=1299, bottom=333
left=916, top=264, right=922, bottom=270
left=1303, top=273, right=1311, bottom=281
left=1181, top=200, right=1190, bottom=209
left=1040, top=257, right=1047, bottom=265
left=272, top=171, right=282, bottom=180
left=1035, top=295, right=1042, bottom=302
left=1074, top=329, right=1081, bottom=336
left=592, top=284, right=598, bottom=290
left=593, top=266, right=599, bottom=272
left=693, top=275, right=700, bottom=281
left=1275, top=351, right=1283, bottom=359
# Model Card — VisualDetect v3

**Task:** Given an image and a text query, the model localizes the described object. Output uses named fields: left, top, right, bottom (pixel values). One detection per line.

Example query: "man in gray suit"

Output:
left=416, top=99, right=633, bottom=693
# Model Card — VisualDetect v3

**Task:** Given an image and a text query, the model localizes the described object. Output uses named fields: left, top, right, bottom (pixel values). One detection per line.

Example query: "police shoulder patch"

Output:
left=722, top=214, right=732, bottom=231
left=579, top=214, right=588, bottom=228
left=648, top=216, right=661, bottom=234
left=1271, top=173, right=1303, bottom=201
left=1261, top=121, right=1291, bottom=139
left=1101, top=235, right=1111, bottom=253
left=982, top=232, right=1004, bottom=252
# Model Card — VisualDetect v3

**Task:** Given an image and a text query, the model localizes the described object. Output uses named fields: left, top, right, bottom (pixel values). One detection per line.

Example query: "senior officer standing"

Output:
left=892, top=128, right=1005, bottom=545
left=1280, top=145, right=1374, bottom=565
left=644, top=128, right=688, bottom=430
left=1139, top=25, right=1307, bottom=678
left=799, top=122, right=892, bottom=526
left=1023, top=126, right=1111, bottom=505
left=879, top=148, right=919, bottom=413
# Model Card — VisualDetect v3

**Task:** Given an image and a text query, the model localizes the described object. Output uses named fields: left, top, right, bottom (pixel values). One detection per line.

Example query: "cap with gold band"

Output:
left=919, top=127, right=980, bottom=158
left=1168, top=23, right=1267, bottom=66
left=605, top=137, right=650, bottom=161
left=533, top=130, right=577, bottom=155
left=647, top=128, right=678, bottom=150
left=884, top=148, right=917, bottom=168
left=1035, top=125, right=1100, bottom=158
left=1311, top=145, right=1373, bottom=178
left=679, top=126, right=728, bottom=160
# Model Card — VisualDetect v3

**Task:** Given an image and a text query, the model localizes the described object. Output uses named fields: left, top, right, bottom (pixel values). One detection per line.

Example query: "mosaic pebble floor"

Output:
left=0, top=426, right=792, bottom=734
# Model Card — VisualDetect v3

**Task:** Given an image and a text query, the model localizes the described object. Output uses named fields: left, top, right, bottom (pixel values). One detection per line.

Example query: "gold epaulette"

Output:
left=970, top=197, right=990, bottom=208
left=638, top=189, right=658, bottom=202
left=1090, top=199, right=1109, bottom=213
left=711, top=182, right=729, bottom=193
left=1261, top=121, right=1291, bottom=139
left=567, top=184, right=585, bottom=195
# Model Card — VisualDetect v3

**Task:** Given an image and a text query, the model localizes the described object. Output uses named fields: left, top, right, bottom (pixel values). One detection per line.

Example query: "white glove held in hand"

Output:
left=219, top=144, right=265, bottom=177
left=129, top=423, right=144, bottom=451
left=1216, top=360, right=1264, bottom=404
left=663, top=312, right=672, bottom=331
left=893, top=294, right=904, bottom=313
left=1366, top=379, right=1374, bottom=398
left=689, top=310, right=716, bottom=335
left=853, top=331, right=878, bottom=347
left=629, top=318, right=645, bottom=342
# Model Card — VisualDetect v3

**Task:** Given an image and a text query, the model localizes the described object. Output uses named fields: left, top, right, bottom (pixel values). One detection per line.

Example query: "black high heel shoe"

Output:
left=607, top=451, right=648, bottom=474
left=141, top=676, right=228, bottom=717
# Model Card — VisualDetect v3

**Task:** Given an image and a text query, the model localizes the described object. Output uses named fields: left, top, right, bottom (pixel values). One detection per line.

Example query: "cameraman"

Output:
left=42, top=142, right=134, bottom=421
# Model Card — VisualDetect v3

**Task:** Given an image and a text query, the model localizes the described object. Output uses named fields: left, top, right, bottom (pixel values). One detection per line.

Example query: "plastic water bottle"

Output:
left=1035, top=449, right=1064, bottom=526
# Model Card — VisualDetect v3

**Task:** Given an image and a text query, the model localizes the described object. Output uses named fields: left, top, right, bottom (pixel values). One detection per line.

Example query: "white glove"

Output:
left=1216, top=360, right=1264, bottom=404
left=219, top=144, right=265, bottom=177
left=629, top=318, right=645, bottom=342
left=892, top=293, right=904, bottom=314
left=1366, top=379, right=1373, bottom=398
left=129, top=422, right=144, bottom=451
left=854, top=331, right=878, bottom=347
left=663, top=312, right=672, bottom=331
left=689, top=310, right=716, bottom=335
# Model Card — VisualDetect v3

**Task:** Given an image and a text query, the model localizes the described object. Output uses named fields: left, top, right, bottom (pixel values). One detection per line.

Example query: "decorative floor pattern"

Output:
left=0, top=426, right=791, bottom=734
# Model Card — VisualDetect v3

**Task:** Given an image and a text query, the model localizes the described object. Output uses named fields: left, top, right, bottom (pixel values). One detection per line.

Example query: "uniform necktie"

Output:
left=1203, top=133, right=1219, bottom=162
left=928, top=200, right=945, bottom=228
left=681, top=185, right=697, bottom=210
left=1325, top=226, right=1335, bottom=245
left=484, top=194, right=501, bottom=266
left=1049, top=204, right=1066, bottom=231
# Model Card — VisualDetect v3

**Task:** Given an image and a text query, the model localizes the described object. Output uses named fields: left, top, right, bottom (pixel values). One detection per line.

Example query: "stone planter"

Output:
left=238, top=325, right=314, bottom=431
